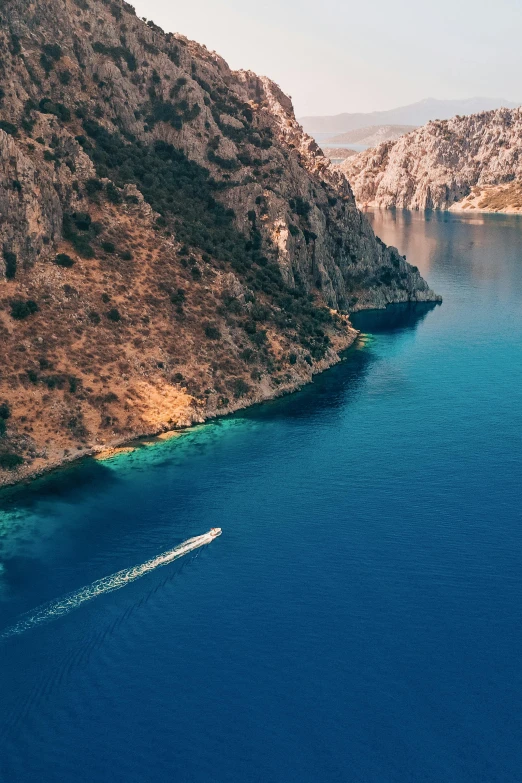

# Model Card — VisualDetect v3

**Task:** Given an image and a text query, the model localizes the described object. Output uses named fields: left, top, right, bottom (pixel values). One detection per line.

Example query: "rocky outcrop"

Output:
left=0, top=0, right=438, bottom=484
left=341, top=108, right=522, bottom=211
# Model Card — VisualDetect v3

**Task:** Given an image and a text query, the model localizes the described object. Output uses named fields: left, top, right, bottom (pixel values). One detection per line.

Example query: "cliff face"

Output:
left=0, top=0, right=438, bottom=483
left=341, top=108, right=522, bottom=211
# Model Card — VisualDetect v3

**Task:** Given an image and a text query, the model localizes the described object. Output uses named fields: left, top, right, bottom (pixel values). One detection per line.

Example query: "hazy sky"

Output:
left=132, top=0, right=522, bottom=116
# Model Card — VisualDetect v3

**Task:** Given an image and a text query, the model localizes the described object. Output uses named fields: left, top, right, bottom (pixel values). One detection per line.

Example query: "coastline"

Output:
left=0, top=326, right=361, bottom=490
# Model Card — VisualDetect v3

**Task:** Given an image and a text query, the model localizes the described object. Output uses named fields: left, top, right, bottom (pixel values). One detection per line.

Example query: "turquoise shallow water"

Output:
left=1, top=210, right=522, bottom=781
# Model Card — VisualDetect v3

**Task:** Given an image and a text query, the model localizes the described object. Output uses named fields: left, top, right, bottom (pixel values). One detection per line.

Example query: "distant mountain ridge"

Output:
left=300, top=98, right=521, bottom=134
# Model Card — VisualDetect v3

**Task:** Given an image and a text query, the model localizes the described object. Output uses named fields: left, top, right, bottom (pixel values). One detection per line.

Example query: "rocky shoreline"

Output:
left=0, top=324, right=360, bottom=489
left=0, top=0, right=439, bottom=490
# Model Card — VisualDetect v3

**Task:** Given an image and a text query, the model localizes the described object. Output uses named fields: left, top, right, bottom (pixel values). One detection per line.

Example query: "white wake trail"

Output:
left=1, top=532, right=217, bottom=639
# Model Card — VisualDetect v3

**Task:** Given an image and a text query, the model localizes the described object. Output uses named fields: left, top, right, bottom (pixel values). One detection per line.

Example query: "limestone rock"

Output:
left=341, top=108, right=522, bottom=211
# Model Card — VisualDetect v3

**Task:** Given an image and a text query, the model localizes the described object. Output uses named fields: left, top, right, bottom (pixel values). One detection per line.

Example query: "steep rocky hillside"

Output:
left=0, top=0, right=438, bottom=484
left=341, top=108, right=522, bottom=211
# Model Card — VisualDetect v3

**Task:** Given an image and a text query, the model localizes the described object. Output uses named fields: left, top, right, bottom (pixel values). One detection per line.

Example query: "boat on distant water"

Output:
left=209, top=528, right=222, bottom=538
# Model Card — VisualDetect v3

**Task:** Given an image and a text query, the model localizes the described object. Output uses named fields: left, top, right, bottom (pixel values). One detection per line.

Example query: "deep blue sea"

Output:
left=1, top=210, right=522, bottom=782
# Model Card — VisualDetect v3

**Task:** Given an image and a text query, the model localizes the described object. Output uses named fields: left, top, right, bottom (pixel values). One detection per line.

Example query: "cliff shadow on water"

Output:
left=0, top=457, right=119, bottom=516
left=239, top=300, right=439, bottom=423
left=350, top=300, right=440, bottom=334
left=0, top=301, right=439, bottom=521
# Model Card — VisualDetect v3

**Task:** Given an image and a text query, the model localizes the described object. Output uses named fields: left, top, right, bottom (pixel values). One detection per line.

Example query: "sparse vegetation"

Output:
left=10, top=300, right=39, bottom=319
left=204, top=324, right=221, bottom=340
left=62, top=212, right=100, bottom=258
left=92, top=41, right=137, bottom=72
left=232, top=378, right=250, bottom=398
left=54, top=253, right=75, bottom=267
left=0, top=120, right=18, bottom=137
left=107, top=308, right=121, bottom=321
left=0, top=452, right=23, bottom=470
left=3, top=250, right=17, bottom=279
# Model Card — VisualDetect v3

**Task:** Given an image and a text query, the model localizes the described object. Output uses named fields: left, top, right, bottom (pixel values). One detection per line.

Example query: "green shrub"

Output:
left=232, top=378, right=250, bottom=398
left=92, top=41, right=137, bottom=71
left=0, top=403, right=11, bottom=420
left=39, top=98, right=70, bottom=122
left=207, top=148, right=240, bottom=171
left=106, top=182, right=121, bottom=204
left=250, top=330, right=267, bottom=346
left=3, top=250, right=17, bottom=279
left=54, top=253, right=75, bottom=267
left=10, top=299, right=39, bottom=319
left=43, top=43, right=62, bottom=61
left=0, top=419, right=6, bottom=437
left=204, top=324, right=221, bottom=340
left=40, top=54, right=54, bottom=74
left=121, top=250, right=133, bottom=260
left=86, top=178, right=103, bottom=197
left=223, top=295, right=241, bottom=314
left=102, top=241, right=115, bottom=253
left=0, top=121, right=18, bottom=137
left=0, top=452, right=23, bottom=470
left=10, top=33, right=21, bottom=56
left=107, top=308, right=121, bottom=321
left=62, top=213, right=95, bottom=257
left=289, top=197, right=311, bottom=218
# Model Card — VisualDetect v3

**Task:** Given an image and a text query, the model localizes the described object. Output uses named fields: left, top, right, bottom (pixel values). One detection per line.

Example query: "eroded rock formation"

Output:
left=341, top=108, right=522, bottom=211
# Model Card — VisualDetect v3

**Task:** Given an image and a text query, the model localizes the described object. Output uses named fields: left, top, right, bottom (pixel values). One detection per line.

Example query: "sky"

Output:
left=131, top=0, right=522, bottom=117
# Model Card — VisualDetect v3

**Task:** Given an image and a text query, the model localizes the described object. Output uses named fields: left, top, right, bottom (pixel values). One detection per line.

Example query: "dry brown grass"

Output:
left=0, top=200, right=354, bottom=484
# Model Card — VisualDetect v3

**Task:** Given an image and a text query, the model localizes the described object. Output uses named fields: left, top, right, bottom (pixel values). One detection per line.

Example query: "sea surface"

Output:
left=311, top=132, right=368, bottom=152
left=1, top=210, right=522, bottom=782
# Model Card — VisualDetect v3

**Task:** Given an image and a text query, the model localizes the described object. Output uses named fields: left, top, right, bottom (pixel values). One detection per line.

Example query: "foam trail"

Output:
left=1, top=532, right=216, bottom=639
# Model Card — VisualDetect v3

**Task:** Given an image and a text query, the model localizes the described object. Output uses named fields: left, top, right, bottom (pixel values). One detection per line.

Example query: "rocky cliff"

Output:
left=0, top=0, right=438, bottom=484
left=341, top=108, right=522, bottom=211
